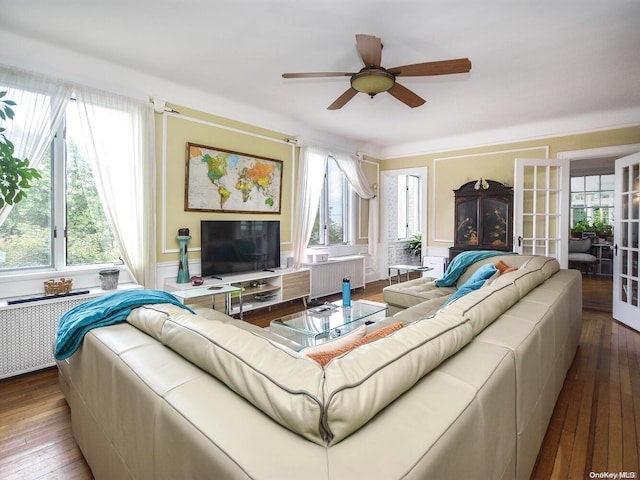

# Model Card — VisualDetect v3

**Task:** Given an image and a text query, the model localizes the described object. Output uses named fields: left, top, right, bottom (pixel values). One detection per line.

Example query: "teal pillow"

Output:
left=445, top=263, right=498, bottom=305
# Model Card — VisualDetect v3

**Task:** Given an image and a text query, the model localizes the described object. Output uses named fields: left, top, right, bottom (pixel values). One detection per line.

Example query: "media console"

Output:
left=164, top=267, right=310, bottom=316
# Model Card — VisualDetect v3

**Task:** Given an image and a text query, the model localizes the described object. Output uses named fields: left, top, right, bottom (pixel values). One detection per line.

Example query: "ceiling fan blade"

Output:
left=327, top=88, right=358, bottom=110
left=387, top=83, right=426, bottom=108
left=283, top=72, right=354, bottom=78
left=355, top=34, right=382, bottom=68
left=388, top=58, right=471, bottom=77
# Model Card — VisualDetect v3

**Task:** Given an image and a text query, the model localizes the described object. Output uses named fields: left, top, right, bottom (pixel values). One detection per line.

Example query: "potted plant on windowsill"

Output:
left=0, top=91, right=41, bottom=209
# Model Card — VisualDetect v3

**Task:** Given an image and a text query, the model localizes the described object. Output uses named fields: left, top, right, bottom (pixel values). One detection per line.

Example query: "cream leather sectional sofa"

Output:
left=57, top=254, right=582, bottom=480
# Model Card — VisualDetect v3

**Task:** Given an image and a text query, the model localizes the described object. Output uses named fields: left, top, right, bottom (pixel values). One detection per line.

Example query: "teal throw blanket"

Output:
left=54, top=289, right=194, bottom=360
left=435, top=250, right=517, bottom=287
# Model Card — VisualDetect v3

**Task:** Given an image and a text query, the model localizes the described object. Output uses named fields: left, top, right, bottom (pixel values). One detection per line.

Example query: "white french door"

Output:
left=613, top=152, right=640, bottom=332
left=513, top=158, right=570, bottom=267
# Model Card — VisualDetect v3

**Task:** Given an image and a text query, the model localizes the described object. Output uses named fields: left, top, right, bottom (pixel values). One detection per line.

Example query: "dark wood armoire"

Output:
left=449, top=179, right=513, bottom=261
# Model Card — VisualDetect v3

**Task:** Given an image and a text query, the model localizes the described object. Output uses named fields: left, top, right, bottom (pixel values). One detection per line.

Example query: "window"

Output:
left=0, top=99, right=120, bottom=272
left=570, top=174, right=614, bottom=230
left=309, top=157, right=350, bottom=246
left=397, top=174, right=421, bottom=240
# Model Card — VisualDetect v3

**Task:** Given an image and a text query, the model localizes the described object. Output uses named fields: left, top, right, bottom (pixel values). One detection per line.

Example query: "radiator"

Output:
left=307, top=256, right=365, bottom=299
left=0, top=285, right=141, bottom=379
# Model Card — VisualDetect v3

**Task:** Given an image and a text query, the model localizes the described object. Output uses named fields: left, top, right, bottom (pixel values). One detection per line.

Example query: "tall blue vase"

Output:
left=177, top=235, right=191, bottom=283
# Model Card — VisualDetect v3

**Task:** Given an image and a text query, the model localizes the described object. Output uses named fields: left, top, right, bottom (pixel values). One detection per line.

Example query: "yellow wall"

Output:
left=156, top=101, right=638, bottom=261
left=381, top=126, right=640, bottom=249
left=156, top=104, right=296, bottom=265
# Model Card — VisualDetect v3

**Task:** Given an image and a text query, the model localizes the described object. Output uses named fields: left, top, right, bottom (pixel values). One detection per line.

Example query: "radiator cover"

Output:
left=0, top=284, right=141, bottom=379
left=306, top=256, right=365, bottom=300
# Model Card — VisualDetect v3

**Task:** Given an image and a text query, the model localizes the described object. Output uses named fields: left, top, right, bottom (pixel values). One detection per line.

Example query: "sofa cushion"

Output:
left=441, top=256, right=560, bottom=336
left=391, top=295, right=450, bottom=324
left=301, top=324, right=367, bottom=355
left=306, top=322, right=403, bottom=366
left=127, top=303, right=474, bottom=446
left=128, top=304, right=327, bottom=445
left=445, top=263, right=497, bottom=305
left=383, top=276, right=456, bottom=309
left=321, top=311, right=473, bottom=444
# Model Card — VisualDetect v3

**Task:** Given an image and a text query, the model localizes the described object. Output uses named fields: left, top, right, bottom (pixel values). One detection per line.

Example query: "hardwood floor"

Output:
left=1, top=274, right=637, bottom=480
left=0, top=367, right=92, bottom=479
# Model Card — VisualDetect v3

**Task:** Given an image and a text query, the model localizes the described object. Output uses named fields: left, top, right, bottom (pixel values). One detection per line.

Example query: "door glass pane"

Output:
left=524, top=190, right=535, bottom=213
left=523, top=166, right=535, bottom=189
left=622, top=166, right=630, bottom=193
left=535, top=191, right=547, bottom=213
left=536, top=166, right=547, bottom=188
left=548, top=166, right=559, bottom=190
left=548, top=215, right=559, bottom=237
left=548, top=191, right=559, bottom=214
left=523, top=215, right=533, bottom=237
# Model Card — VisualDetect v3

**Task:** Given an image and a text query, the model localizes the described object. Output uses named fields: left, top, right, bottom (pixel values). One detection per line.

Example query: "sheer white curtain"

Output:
left=73, top=87, right=156, bottom=287
left=292, top=146, right=328, bottom=266
left=331, top=152, right=379, bottom=267
left=0, top=66, right=72, bottom=226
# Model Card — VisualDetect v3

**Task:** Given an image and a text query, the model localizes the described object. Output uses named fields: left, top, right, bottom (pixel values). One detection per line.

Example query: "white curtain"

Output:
left=0, top=66, right=72, bottom=226
left=331, top=152, right=379, bottom=267
left=73, top=87, right=156, bottom=287
left=292, top=146, right=328, bottom=266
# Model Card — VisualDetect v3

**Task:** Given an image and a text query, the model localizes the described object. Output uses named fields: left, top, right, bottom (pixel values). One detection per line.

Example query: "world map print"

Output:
left=185, top=144, right=283, bottom=213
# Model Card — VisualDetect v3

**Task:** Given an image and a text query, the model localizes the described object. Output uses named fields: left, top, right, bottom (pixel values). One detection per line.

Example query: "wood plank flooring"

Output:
left=1, top=275, right=637, bottom=480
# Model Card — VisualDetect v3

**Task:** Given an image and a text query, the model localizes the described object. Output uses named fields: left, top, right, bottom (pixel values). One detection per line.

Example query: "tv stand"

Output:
left=164, top=267, right=310, bottom=317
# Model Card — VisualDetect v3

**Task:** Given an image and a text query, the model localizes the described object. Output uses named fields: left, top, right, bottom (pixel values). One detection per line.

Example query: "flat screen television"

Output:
left=200, top=220, right=281, bottom=277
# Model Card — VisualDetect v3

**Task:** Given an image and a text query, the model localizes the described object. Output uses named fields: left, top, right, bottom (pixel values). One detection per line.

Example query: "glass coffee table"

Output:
left=269, top=300, right=387, bottom=347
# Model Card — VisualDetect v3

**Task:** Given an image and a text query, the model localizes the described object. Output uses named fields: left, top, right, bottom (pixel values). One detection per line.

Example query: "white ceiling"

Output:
left=1, top=0, right=639, bottom=157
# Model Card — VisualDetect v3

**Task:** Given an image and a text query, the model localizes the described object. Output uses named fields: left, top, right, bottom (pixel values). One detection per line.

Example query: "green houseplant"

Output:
left=0, top=91, right=41, bottom=209
left=408, top=232, right=422, bottom=259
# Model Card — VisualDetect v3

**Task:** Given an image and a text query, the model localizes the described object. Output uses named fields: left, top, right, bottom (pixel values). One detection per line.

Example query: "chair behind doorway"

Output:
left=568, top=237, right=598, bottom=274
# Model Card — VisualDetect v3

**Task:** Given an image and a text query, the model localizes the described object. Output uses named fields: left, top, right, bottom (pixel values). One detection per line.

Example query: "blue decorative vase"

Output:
left=177, top=235, right=192, bottom=283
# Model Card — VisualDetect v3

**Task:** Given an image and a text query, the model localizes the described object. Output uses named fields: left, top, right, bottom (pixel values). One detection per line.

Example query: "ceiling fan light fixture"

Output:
left=351, top=70, right=395, bottom=96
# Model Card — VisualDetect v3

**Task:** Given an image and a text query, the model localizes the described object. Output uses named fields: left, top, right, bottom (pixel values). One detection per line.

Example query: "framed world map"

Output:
left=184, top=143, right=283, bottom=214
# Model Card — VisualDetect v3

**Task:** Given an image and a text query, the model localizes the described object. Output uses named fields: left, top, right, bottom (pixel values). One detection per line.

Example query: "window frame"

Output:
left=309, top=157, right=352, bottom=247
left=0, top=104, right=127, bottom=298
left=397, top=173, right=421, bottom=241
left=570, top=173, right=615, bottom=228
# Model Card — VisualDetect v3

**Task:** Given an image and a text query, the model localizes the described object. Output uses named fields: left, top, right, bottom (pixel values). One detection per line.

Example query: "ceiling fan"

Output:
left=282, top=34, right=471, bottom=110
